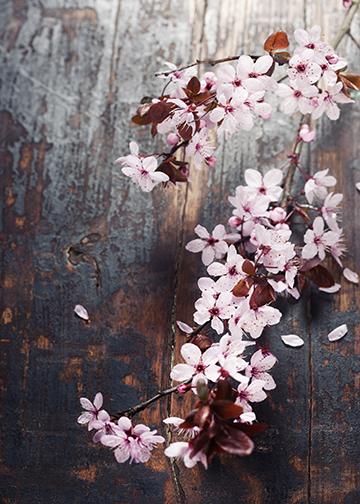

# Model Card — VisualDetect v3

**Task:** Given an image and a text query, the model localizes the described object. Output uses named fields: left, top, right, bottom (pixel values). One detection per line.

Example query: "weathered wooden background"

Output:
left=1, top=0, right=359, bottom=502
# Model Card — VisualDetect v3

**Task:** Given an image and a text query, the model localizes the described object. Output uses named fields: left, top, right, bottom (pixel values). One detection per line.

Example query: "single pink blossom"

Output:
left=288, top=51, right=322, bottom=84
left=116, top=142, right=169, bottom=192
left=311, top=82, right=353, bottom=121
left=236, top=379, right=267, bottom=411
left=304, top=169, right=336, bottom=203
left=170, top=343, right=220, bottom=387
left=244, top=168, right=283, bottom=202
left=165, top=441, right=208, bottom=469
left=299, top=124, right=316, bottom=142
left=101, top=416, right=165, bottom=464
left=186, top=224, right=229, bottom=266
left=77, top=392, right=110, bottom=431
left=277, top=79, right=319, bottom=115
left=245, top=349, right=277, bottom=390
left=194, top=291, right=235, bottom=334
left=302, top=216, right=338, bottom=261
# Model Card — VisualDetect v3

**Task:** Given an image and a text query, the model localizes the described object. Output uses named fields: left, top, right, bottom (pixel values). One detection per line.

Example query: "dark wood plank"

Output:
left=0, top=1, right=359, bottom=503
left=305, top=5, right=360, bottom=502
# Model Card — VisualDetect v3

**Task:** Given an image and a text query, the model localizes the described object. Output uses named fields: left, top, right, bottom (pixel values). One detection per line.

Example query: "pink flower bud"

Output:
left=228, top=216, right=242, bottom=228
left=177, top=383, right=190, bottom=394
left=205, top=155, right=217, bottom=168
left=299, top=124, right=316, bottom=143
left=269, top=207, right=287, bottom=223
left=167, top=133, right=180, bottom=146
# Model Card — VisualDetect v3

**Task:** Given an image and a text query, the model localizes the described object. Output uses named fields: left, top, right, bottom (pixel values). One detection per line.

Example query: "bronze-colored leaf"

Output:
left=131, top=113, right=151, bottom=126
left=249, top=283, right=276, bottom=310
left=232, top=277, right=253, bottom=297
left=272, top=51, right=291, bottom=65
left=186, top=76, right=201, bottom=95
left=264, top=31, right=289, bottom=53
left=242, top=259, right=256, bottom=276
left=178, top=122, right=193, bottom=141
left=216, top=426, right=254, bottom=456
left=211, top=400, right=243, bottom=420
left=191, top=333, right=213, bottom=351
left=148, top=101, right=172, bottom=124
left=304, top=264, right=335, bottom=288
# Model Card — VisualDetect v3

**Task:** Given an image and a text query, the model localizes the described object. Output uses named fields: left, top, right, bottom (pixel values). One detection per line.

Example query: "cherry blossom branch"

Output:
left=333, top=0, right=360, bottom=49
left=112, top=382, right=186, bottom=420
left=154, top=54, right=260, bottom=77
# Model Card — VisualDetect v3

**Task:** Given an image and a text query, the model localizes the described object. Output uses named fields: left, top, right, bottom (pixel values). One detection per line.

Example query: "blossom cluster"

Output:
left=115, top=26, right=355, bottom=192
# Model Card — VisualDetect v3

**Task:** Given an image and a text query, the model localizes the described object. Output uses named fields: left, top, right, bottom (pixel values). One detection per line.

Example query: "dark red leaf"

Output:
left=148, top=101, right=172, bottom=124
left=186, top=76, right=201, bottom=95
left=249, top=283, right=276, bottom=310
left=131, top=113, right=151, bottom=126
left=216, top=426, right=254, bottom=456
left=272, top=51, right=291, bottom=65
left=304, top=264, right=335, bottom=288
left=264, top=31, right=289, bottom=53
left=213, top=378, right=233, bottom=401
left=242, top=259, right=256, bottom=276
left=240, top=422, right=268, bottom=438
left=191, top=333, right=213, bottom=351
left=232, top=277, right=253, bottom=298
left=211, top=400, right=243, bottom=420
left=178, top=122, right=193, bottom=141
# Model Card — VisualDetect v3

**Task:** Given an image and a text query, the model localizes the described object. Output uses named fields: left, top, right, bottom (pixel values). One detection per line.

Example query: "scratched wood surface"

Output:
left=0, top=1, right=359, bottom=503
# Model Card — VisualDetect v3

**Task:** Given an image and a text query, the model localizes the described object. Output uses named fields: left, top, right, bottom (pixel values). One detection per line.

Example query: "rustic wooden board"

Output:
left=0, top=1, right=359, bottom=503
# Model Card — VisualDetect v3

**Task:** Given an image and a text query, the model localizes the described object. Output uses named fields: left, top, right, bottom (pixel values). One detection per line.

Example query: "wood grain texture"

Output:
left=0, top=1, right=359, bottom=503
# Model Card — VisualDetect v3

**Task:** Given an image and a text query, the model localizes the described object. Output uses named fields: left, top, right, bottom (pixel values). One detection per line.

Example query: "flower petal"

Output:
left=74, top=304, right=89, bottom=321
left=281, top=334, right=304, bottom=347
left=328, top=324, right=348, bottom=342
left=343, top=268, right=359, bottom=284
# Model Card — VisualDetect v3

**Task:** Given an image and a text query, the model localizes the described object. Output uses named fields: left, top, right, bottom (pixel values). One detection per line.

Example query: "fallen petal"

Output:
left=74, top=304, right=90, bottom=321
left=356, top=182, right=360, bottom=192
left=176, top=321, right=193, bottom=334
left=319, top=283, right=341, bottom=293
left=343, top=268, right=359, bottom=284
left=281, top=334, right=304, bottom=347
left=328, top=324, right=348, bottom=342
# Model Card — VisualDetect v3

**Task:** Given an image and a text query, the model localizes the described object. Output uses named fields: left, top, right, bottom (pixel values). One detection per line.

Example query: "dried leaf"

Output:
left=148, top=101, right=172, bottom=123
left=191, top=333, right=213, bottom=351
left=272, top=51, right=291, bottom=65
left=74, top=304, right=89, bottom=321
left=343, top=267, right=359, bottom=284
left=242, top=259, right=256, bottom=276
left=264, top=31, right=289, bottom=53
left=249, top=283, right=276, bottom=310
left=211, top=400, right=243, bottom=420
left=328, top=324, right=348, bottom=342
left=186, top=76, right=201, bottom=95
left=304, top=264, right=335, bottom=288
left=281, top=334, right=304, bottom=347
left=232, top=277, right=253, bottom=297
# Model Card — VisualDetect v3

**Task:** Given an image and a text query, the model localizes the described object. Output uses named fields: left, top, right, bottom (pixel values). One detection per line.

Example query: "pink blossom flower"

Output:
left=165, top=441, right=208, bottom=469
left=116, top=142, right=169, bottom=192
left=205, top=353, right=249, bottom=384
left=244, top=168, right=283, bottom=202
left=216, top=56, right=267, bottom=96
left=299, top=124, right=316, bottom=142
left=321, top=192, right=343, bottom=229
left=343, top=0, right=352, bottom=9
left=311, top=83, right=353, bottom=121
left=245, top=349, right=277, bottom=390
left=207, top=245, right=246, bottom=290
left=170, top=343, right=220, bottom=387
left=277, top=79, right=319, bottom=115
left=288, top=51, right=322, bottom=84
left=210, top=88, right=254, bottom=136
left=200, top=71, right=218, bottom=92
left=304, top=169, right=336, bottom=203
left=101, top=416, right=165, bottom=464
left=186, top=224, right=229, bottom=266
left=158, top=62, right=196, bottom=98
left=194, top=291, right=235, bottom=334
left=77, top=392, right=110, bottom=431
left=229, top=299, right=282, bottom=339
left=229, top=187, right=270, bottom=236
left=186, top=129, right=215, bottom=169
left=294, top=26, right=323, bottom=54
left=236, top=379, right=267, bottom=411
left=302, top=216, right=339, bottom=260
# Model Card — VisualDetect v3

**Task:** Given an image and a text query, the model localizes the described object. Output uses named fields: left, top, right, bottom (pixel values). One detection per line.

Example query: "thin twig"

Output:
left=155, top=55, right=259, bottom=77
left=332, top=0, right=360, bottom=50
